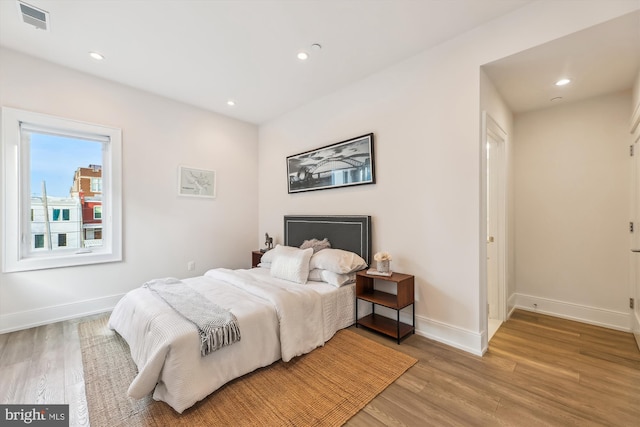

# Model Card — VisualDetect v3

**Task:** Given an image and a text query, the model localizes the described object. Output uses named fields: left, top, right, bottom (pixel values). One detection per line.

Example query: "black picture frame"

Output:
left=286, top=133, right=375, bottom=193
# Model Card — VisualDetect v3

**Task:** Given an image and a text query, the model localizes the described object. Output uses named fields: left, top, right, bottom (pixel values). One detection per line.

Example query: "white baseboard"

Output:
left=513, top=293, right=631, bottom=332
left=360, top=304, right=483, bottom=356
left=414, top=313, right=483, bottom=356
left=0, top=293, right=124, bottom=334
left=507, top=293, right=518, bottom=318
left=633, top=309, right=640, bottom=351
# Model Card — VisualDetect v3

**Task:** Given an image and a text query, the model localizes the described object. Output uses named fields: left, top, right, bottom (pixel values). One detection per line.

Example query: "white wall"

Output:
left=258, top=1, right=639, bottom=354
left=513, top=91, right=632, bottom=329
left=0, top=48, right=259, bottom=333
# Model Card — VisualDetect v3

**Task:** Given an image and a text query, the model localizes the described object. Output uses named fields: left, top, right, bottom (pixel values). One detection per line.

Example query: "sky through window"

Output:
left=29, top=133, right=102, bottom=197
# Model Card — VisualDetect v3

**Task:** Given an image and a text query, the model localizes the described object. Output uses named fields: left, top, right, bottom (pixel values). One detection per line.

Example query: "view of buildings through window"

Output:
left=29, top=132, right=103, bottom=251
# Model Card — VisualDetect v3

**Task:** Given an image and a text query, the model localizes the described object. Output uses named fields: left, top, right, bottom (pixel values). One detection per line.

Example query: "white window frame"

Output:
left=2, top=107, right=122, bottom=272
left=91, top=177, right=102, bottom=192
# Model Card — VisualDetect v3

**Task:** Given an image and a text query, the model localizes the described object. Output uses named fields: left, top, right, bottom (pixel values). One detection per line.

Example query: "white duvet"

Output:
left=108, top=267, right=354, bottom=413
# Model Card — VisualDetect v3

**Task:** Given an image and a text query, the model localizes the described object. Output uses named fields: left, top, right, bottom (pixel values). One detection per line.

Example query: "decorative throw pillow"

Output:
left=299, top=238, right=331, bottom=253
left=260, top=246, right=278, bottom=263
left=269, top=245, right=313, bottom=284
left=308, top=269, right=356, bottom=287
left=309, top=248, right=367, bottom=274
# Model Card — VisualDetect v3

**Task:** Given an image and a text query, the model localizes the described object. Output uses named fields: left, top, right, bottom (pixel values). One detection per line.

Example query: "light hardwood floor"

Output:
left=1, top=310, right=638, bottom=426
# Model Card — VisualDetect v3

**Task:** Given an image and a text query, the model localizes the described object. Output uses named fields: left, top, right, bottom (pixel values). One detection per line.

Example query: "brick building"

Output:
left=70, top=165, right=103, bottom=247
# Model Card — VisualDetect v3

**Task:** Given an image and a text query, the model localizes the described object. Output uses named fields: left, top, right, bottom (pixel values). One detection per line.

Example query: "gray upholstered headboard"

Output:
left=284, top=215, right=372, bottom=265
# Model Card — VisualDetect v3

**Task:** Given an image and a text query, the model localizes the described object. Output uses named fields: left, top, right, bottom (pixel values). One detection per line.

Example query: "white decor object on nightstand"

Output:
left=373, top=251, right=392, bottom=273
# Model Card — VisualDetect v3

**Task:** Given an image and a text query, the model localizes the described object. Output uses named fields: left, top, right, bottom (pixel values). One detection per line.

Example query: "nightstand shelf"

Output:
left=355, top=271, right=415, bottom=344
left=356, top=313, right=415, bottom=339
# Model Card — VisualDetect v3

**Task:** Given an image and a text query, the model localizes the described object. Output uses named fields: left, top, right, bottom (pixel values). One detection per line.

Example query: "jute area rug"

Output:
left=79, top=316, right=417, bottom=427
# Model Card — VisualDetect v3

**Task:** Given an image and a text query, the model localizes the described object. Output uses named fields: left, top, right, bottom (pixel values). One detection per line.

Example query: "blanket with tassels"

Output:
left=144, top=278, right=241, bottom=356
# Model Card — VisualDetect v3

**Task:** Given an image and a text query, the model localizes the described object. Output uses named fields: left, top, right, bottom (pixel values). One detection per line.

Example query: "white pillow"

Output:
left=269, top=245, right=313, bottom=284
left=260, top=247, right=277, bottom=263
left=308, top=269, right=356, bottom=287
left=309, top=248, right=367, bottom=274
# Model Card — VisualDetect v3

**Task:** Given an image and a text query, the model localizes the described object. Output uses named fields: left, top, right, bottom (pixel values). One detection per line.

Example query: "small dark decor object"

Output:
left=287, top=133, right=375, bottom=193
left=262, top=233, right=274, bottom=252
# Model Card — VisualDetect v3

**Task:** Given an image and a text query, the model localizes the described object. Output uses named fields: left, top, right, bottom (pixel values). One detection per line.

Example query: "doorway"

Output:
left=484, top=112, right=507, bottom=341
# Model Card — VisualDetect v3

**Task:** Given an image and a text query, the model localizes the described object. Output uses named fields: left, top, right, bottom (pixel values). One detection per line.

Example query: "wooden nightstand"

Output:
left=355, top=270, right=415, bottom=344
left=251, top=250, right=264, bottom=268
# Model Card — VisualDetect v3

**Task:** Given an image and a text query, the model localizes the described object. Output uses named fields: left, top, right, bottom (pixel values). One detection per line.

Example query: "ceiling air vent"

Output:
left=17, top=1, right=50, bottom=31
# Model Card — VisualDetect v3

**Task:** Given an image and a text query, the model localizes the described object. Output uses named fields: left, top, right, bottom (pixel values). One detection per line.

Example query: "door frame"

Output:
left=481, top=111, right=508, bottom=343
left=631, top=107, right=640, bottom=349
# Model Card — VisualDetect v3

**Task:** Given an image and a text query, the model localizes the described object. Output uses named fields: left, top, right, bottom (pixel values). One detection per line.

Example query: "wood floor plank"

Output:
left=358, top=385, right=479, bottom=427
left=489, top=329, right=640, bottom=383
left=0, top=331, right=9, bottom=359
left=23, top=323, right=66, bottom=405
left=494, top=396, right=607, bottom=427
left=0, top=360, right=31, bottom=404
left=488, top=343, right=582, bottom=382
left=510, top=362, right=636, bottom=425
left=63, top=321, right=86, bottom=387
left=0, top=328, right=35, bottom=366
left=403, top=362, right=502, bottom=412
left=355, top=392, right=431, bottom=426
left=343, top=409, right=390, bottom=427
left=66, top=382, right=90, bottom=427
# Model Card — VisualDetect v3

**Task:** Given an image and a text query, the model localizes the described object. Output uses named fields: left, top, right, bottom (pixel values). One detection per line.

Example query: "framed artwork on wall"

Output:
left=178, top=166, right=216, bottom=198
left=286, top=133, right=375, bottom=193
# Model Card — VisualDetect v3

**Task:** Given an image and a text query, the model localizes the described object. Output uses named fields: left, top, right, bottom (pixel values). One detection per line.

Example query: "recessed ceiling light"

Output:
left=555, top=78, right=571, bottom=86
left=311, top=43, right=322, bottom=51
left=89, top=51, right=104, bottom=61
left=297, top=52, right=309, bottom=61
left=227, top=100, right=236, bottom=107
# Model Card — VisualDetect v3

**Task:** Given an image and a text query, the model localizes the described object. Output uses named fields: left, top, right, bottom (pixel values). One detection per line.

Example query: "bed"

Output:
left=108, top=215, right=371, bottom=413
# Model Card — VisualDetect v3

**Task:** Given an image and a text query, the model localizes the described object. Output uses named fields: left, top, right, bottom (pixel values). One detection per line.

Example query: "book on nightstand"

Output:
left=365, top=269, right=393, bottom=277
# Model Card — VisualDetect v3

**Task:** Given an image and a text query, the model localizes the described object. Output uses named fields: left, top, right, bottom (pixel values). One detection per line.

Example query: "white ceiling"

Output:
left=0, top=0, right=535, bottom=124
left=482, top=10, right=640, bottom=114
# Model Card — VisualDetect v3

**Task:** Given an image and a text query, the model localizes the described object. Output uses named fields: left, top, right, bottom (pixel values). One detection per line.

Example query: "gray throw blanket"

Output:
left=144, top=278, right=241, bottom=356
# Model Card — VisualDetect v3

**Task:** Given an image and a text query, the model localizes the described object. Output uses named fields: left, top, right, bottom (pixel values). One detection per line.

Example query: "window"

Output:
left=2, top=107, right=122, bottom=272
left=93, top=206, right=102, bottom=220
left=91, top=177, right=102, bottom=192
left=52, top=208, right=69, bottom=221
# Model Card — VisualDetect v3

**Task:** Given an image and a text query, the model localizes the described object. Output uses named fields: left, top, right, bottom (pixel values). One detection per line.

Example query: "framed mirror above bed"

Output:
left=284, top=215, right=372, bottom=265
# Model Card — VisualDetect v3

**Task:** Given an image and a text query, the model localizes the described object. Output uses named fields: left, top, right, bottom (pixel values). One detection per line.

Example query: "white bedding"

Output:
left=108, top=267, right=355, bottom=413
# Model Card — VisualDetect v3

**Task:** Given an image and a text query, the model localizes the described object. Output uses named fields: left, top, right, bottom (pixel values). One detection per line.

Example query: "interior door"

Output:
left=487, top=137, right=499, bottom=320
left=631, top=122, right=640, bottom=347
left=632, top=137, right=640, bottom=252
